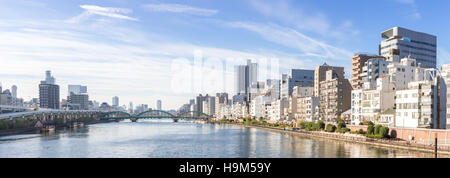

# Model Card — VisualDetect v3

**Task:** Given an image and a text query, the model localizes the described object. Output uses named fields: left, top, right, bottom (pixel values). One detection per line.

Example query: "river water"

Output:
left=0, top=119, right=444, bottom=158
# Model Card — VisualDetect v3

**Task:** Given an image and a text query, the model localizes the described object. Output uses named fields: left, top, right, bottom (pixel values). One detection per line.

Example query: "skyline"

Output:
left=1, top=0, right=450, bottom=109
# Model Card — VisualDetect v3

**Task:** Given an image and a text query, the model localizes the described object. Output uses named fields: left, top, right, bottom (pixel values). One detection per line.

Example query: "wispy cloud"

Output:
left=247, top=0, right=358, bottom=39
left=227, top=22, right=353, bottom=62
left=142, top=3, right=218, bottom=16
left=395, top=0, right=421, bottom=20
left=66, top=5, right=138, bottom=23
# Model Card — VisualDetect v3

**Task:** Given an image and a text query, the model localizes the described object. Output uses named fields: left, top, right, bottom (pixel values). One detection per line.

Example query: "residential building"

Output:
left=268, top=98, right=288, bottom=122
left=351, top=54, right=384, bottom=89
left=319, top=69, right=352, bottom=121
left=440, top=64, right=450, bottom=129
left=314, top=63, right=345, bottom=97
left=380, top=27, right=437, bottom=68
left=361, top=57, right=390, bottom=89
left=297, top=96, right=320, bottom=122
left=395, top=79, right=446, bottom=129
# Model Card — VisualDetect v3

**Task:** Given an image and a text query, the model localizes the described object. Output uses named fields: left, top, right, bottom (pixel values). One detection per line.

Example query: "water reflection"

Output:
left=0, top=120, right=446, bottom=158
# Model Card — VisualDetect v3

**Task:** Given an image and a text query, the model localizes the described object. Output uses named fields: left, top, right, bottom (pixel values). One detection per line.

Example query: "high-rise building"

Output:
left=280, top=69, right=314, bottom=99
left=314, top=63, right=345, bottom=97
left=45, top=70, right=55, bottom=84
left=157, top=100, right=162, bottom=110
left=112, top=96, right=119, bottom=107
left=11, top=85, right=17, bottom=99
left=68, top=85, right=87, bottom=95
left=380, top=27, right=437, bottom=68
left=39, top=71, right=59, bottom=109
left=351, top=54, right=384, bottom=89
left=234, top=59, right=258, bottom=96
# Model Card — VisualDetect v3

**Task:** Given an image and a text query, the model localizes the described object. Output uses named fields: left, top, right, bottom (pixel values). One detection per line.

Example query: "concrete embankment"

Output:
left=216, top=122, right=450, bottom=156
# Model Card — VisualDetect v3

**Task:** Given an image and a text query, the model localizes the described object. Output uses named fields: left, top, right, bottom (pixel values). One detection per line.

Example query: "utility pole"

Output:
left=435, top=133, right=438, bottom=158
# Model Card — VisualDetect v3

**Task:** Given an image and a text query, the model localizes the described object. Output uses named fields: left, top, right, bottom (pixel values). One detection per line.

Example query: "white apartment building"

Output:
left=360, top=76, right=396, bottom=125
left=268, top=98, right=288, bottom=122
left=440, top=64, right=450, bottom=129
left=361, top=57, right=390, bottom=89
left=250, top=95, right=272, bottom=119
left=297, top=96, right=320, bottom=122
left=395, top=79, right=446, bottom=129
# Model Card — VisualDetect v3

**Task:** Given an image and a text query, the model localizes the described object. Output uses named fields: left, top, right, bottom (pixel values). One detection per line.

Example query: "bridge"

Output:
left=100, top=110, right=213, bottom=122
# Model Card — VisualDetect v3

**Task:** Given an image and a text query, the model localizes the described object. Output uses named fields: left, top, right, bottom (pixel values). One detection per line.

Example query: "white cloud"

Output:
left=227, top=22, right=353, bottom=61
left=247, top=0, right=358, bottom=39
left=66, top=5, right=138, bottom=23
left=395, top=0, right=421, bottom=20
left=142, top=3, right=218, bottom=16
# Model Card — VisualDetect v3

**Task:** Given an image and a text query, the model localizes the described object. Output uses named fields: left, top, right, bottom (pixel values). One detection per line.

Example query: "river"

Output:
left=0, top=119, right=444, bottom=158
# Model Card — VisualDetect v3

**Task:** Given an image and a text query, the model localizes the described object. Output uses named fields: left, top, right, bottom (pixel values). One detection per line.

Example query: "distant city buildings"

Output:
left=157, top=100, right=162, bottom=110
left=112, top=96, right=119, bottom=107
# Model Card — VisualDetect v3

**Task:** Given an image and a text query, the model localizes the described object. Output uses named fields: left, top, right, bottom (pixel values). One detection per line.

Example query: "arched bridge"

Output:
left=99, top=110, right=213, bottom=122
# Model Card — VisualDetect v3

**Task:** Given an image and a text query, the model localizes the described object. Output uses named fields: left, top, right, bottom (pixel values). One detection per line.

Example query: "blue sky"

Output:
left=1, top=0, right=450, bottom=110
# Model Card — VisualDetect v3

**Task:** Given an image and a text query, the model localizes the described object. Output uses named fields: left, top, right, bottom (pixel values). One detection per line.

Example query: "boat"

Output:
left=40, top=125, right=55, bottom=133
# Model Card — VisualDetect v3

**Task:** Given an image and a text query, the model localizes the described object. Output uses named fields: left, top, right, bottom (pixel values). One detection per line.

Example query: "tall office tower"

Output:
left=129, top=102, right=134, bottom=113
left=351, top=54, right=384, bottom=89
left=314, top=63, right=345, bottom=97
left=157, top=100, right=162, bottom=110
left=68, top=85, right=87, bottom=95
left=196, top=94, right=209, bottom=113
left=440, top=64, right=450, bottom=129
left=380, top=27, right=437, bottom=68
left=234, top=59, right=258, bottom=96
left=112, top=96, right=119, bottom=107
left=39, top=71, right=59, bottom=109
left=11, top=85, right=17, bottom=99
left=45, top=70, right=55, bottom=84
left=280, top=69, right=314, bottom=99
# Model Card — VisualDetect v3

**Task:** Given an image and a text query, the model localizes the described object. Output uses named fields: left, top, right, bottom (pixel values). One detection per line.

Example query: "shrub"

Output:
left=367, top=121, right=374, bottom=127
left=367, top=125, right=375, bottom=135
left=337, top=128, right=350, bottom=133
left=337, top=120, right=346, bottom=129
left=326, top=124, right=336, bottom=132
left=379, top=126, right=390, bottom=138
left=358, top=129, right=365, bottom=134
left=304, top=122, right=314, bottom=131
left=374, top=125, right=382, bottom=135
left=349, top=131, right=358, bottom=134
left=316, top=121, right=325, bottom=130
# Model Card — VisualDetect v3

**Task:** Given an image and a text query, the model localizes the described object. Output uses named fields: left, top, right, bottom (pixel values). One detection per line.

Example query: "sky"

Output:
left=1, top=0, right=450, bottom=110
